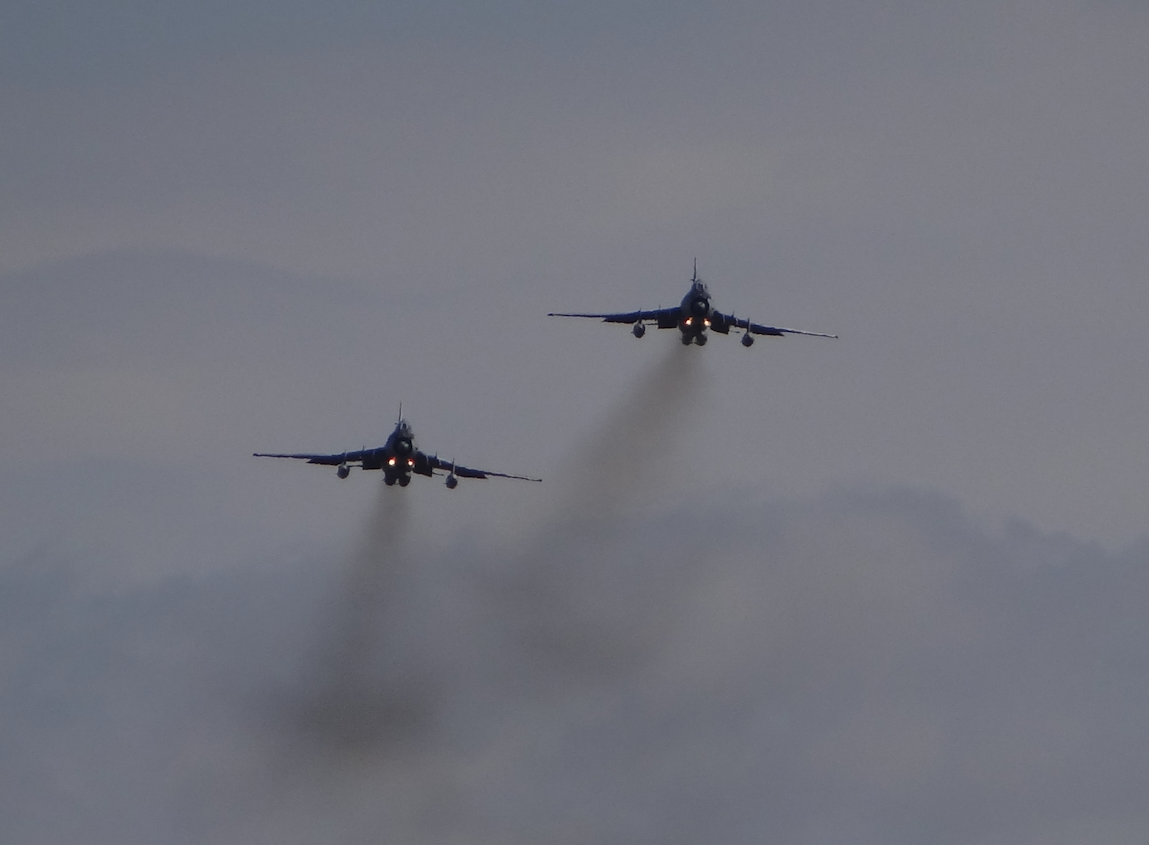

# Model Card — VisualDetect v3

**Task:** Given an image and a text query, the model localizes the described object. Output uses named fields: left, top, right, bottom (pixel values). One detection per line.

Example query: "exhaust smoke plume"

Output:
left=283, top=341, right=708, bottom=758
left=547, top=342, right=706, bottom=529
left=283, top=481, right=429, bottom=753
left=493, top=343, right=709, bottom=686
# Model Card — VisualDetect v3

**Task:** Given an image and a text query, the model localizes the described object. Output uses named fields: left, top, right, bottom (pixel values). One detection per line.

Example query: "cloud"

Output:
left=3, top=483, right=1146, bottom=844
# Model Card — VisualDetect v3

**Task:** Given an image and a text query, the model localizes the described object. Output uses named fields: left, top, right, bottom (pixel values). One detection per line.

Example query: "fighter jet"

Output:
left=548, top=260, right=837, bottom=347
left=254, top=412, right=540, bottom=488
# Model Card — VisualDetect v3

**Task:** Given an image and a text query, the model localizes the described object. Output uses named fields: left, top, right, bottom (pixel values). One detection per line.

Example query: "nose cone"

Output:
left=690, top=296, right=709, bottom=317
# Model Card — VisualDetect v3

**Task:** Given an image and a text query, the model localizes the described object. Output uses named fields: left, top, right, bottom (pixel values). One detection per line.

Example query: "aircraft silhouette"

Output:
left=549, top=260, right=837, bottom=346
left=254, top=411, right=540, bottom=488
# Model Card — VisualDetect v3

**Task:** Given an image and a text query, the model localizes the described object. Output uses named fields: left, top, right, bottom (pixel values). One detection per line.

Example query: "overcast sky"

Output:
left=2, top=1, right=1148, bottom=842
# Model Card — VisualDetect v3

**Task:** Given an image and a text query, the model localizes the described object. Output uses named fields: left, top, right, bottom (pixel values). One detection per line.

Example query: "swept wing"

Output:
left=547, top=307, right=680, bottom=326
left=253, top=450, right=365, bottom=465
left=723, top=313, right=838, bottom=339
left=424, top=453, right=541, bottom=482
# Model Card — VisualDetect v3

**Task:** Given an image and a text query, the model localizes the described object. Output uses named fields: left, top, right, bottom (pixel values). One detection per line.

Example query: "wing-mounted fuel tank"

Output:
left=445, top=461, right=459, bottom=489
left=337, top=463, right=350, bottom=479
left=632, top=322, right=646, bottom=338
left=729, top=312, right=753, bottom=346
left=741, top=315, right=755, bottom=346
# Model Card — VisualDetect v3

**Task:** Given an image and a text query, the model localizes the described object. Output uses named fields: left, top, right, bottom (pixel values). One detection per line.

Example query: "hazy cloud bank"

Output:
left=3, top=485, right=1146, bottom=845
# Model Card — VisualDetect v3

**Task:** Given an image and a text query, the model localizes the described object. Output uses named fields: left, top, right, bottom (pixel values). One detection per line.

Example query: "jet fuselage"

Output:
left=673, top=280, right=739, bottom=345
left=364, top=420, right=427, bottom=486
left=677, top=281, right=714, bottom=344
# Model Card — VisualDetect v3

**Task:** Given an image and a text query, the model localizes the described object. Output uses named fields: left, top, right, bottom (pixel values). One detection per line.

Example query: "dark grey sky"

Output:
left=2, top=1, right=1148, bottom=841
left=4, top=0, right=1148, bottom=544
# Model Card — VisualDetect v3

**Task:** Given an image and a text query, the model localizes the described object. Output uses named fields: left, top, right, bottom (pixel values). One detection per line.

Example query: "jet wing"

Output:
left=253, top=450, right=366, bottom=466
left=547, top=307, right=679, bottom=326
left=723, top=314, right=838, bottom=339
left=425, top=453, right=541, bottom=482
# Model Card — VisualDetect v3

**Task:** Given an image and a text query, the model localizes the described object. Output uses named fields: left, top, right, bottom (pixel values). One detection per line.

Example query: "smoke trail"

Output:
left=281, top=480, right=429, bottom=753
left=249, top=343, right=712, bottom=829
left=546, top=341, right=706, bottom=530
left=490, top=342, right=710, bottom=687
left=273, top=342, right=709, bottom=752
